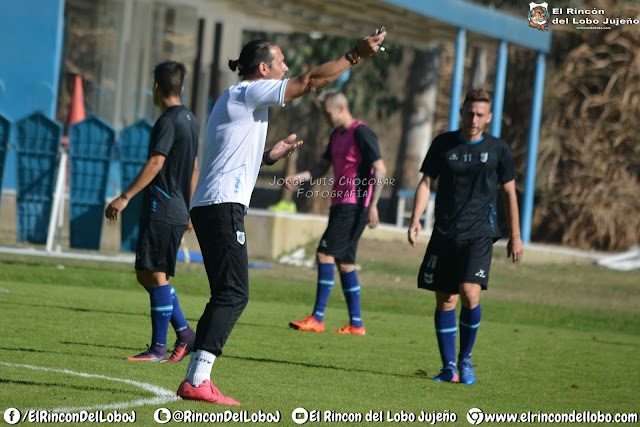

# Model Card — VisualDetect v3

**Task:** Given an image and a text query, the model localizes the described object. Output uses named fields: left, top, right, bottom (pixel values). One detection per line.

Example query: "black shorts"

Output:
left=135, top=218, right=185, bottom=277
left=317, top=203, right=369, bottom=264
left=190, top=203, right=249, bottom=301
left=418, top=233, right=494, bottom=294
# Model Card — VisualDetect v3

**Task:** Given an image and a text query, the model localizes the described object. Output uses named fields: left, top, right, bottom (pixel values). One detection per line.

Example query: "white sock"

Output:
left=185, top=350, right=216, bottom=387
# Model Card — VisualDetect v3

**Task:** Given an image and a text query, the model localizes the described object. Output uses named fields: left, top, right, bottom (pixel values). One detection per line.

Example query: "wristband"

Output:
left=262, top=150, right=277, bottom=166
left=345, top=46, right=360, bottom=65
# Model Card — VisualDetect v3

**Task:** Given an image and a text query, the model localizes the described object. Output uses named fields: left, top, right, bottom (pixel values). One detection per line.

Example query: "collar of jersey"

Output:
left=457, top=131, right=484, bottom=145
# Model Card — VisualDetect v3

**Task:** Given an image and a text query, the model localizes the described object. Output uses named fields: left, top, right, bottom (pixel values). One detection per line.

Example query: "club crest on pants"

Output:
left=236, top=231, right=246, bottom=245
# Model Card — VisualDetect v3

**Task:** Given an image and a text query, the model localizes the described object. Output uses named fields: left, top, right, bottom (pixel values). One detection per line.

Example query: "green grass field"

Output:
left=1, top=240, right=639, bottom=426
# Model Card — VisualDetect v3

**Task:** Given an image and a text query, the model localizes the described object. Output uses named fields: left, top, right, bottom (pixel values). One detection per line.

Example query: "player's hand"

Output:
left=367, top=205, right=380, bottom=229
left=269, top=134, right=303, bottom=162
left=284, top=174, right=306, bottom=190
left=105, top=195, right=129, bottom=221
left=355, top=28, right=387, bottom=57
left=408, top=221, right=421, bottom=247
left=185, top=219, right=193, bottom=233
left=507, top=236, right=523, bottom=262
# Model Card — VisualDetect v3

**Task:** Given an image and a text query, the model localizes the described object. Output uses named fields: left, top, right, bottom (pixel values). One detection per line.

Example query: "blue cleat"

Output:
left=433, top=366, right=459, bottom=383
left=458, top=358, right=476, bottom=384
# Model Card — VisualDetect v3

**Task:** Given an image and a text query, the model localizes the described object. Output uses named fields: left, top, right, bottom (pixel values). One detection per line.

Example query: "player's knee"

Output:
left=336, top=262, right=355, bottom=274
left=135, top=271, right=148, bottom=286
left=435, top=292, right=458, bottom=310
left=317, top=252, right=334, bottom=264
left=135, top=270, right=163, bottom=287
left=460, top=283, right=481, bottom=307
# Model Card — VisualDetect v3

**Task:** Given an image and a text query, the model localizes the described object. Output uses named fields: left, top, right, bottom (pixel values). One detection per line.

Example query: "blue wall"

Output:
left=0, top=0, right=65, bottom=190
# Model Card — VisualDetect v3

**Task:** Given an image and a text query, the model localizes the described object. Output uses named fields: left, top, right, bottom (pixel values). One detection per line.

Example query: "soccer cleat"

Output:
left=289, top=315, right=325, bottom=333
left=331, top=324, right=366, bottom=335
left=177, top=380, right=240, bottom=406
left=433, top=366, right=460, bottom=383
left=126, top=348, right=168, bottom=363
left=458, top=358, right=476, bottom=384
left=166, top=332, right=196, bottom=363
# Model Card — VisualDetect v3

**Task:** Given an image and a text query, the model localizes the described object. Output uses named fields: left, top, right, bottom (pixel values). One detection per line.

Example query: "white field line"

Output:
left=0, top=362, right=179, bottom=412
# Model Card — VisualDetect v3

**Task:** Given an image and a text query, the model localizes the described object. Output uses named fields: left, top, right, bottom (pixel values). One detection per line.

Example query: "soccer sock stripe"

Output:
left=185, top=349, right=216, bottom=387
left=169, top=285, right=190, bottom=334
left=146, top=285, right=173, bottom=349
left=340, top=270, right=363, bottom=327
left=459, top=305, right=482, bottom=360
left=434, top=308, right=457, bottom=368
left=312, top=263, right=335, bottom=322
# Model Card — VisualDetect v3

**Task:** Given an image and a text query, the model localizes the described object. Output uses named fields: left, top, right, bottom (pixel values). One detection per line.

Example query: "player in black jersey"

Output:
left=105, top=61, right=199, bottom=364
left=408, top=89, right=523, bottom=384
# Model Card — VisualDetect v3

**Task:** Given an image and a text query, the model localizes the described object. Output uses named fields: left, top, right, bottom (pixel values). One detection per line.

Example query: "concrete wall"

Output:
left=0, top=190, right=418, bottom=260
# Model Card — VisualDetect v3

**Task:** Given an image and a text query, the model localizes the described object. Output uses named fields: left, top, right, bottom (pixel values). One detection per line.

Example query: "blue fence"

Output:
left=0, top=112, right=150, bottom=250
left=0, top=116, right=10, bottom=202
left=68, top=116, right=116, bottom=250
left=15, top=112, right=61, bottom=244
left=118, top=120, right=152, bottom=252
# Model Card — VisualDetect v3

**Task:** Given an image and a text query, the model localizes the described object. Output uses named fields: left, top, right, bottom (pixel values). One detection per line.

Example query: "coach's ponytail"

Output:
left=229, top=40, right=273, bottom=77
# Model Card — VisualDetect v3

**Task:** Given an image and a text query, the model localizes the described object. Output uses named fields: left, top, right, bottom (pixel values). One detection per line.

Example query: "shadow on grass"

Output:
left=223, top=353, right=434, bottom=380
left=0, top=345, right=139, bottom=359
left=0, top=378, right=141, bottom=395
left=581, top=337, right=640, bottom=347
left=0, top=300, right=146, bottom=318
left=1, top=345, right=435, bottom=379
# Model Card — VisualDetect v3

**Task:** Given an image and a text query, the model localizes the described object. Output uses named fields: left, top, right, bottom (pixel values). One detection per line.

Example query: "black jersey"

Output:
left=420, top=131, right=516, bottom=239
left=141, top=105, right=199, bottom=226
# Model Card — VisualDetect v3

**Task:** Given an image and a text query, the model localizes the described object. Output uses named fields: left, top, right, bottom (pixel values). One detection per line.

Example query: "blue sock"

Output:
left=146, top=285, right=173, bottom=352
left=340, top=270, right=362, bottom=327
left=169, top=285, right=190, bottom=335
left=434, top=309, right=457, bottom=369
left=459, top=305, right=481, bottom=361
left=312, top=263, right=335, bottom=322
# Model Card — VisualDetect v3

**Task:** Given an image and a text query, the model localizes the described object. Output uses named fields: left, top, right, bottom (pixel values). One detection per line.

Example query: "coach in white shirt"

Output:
left=177, top=30, right=387, bottom=405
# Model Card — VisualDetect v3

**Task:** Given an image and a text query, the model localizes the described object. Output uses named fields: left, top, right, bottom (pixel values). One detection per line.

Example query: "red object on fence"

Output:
left=63, top=75, right=86, bottom=148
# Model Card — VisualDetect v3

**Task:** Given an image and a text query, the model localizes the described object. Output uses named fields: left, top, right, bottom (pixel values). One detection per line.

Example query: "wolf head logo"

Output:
left=528, top=2, right=550, bottom=32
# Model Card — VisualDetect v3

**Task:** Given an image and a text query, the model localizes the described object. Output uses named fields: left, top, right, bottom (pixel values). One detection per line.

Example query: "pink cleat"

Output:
left=177, top=380, right=240, bottom=406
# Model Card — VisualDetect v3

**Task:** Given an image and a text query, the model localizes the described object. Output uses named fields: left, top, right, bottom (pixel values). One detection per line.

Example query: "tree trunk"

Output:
left=391, top=43, right=442, bottom=225
left=468, top=46, right=488, bottom=91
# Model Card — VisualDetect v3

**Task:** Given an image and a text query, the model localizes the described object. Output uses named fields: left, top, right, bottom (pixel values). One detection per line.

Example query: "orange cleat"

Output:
left=331, top=324, right=366, bottom=335
left=289, top=315, right=325, bottom=333
left=166, top=332, right=196, bottom=363
left=126, top=348, right=168, bottom=362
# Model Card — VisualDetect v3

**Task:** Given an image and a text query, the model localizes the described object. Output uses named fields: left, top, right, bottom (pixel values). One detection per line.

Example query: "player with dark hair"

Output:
left=177, top=29, right=386, bottom=405
left=287, top=89, right=386, bottom=336
left=408, top=89, right=523, bottom=384
left=105, top=60, right=199, bottom=364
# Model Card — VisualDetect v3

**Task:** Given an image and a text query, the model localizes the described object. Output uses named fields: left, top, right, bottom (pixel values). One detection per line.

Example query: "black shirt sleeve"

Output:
left=420, top=136, right=441, bottom=179
left=354, top=125, right=382, bottom=165
left=497, top=140, right=516, bottom=184
left=321, top=134, right=334, bottom=163
left=150, top=115, right=175, bottom=156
